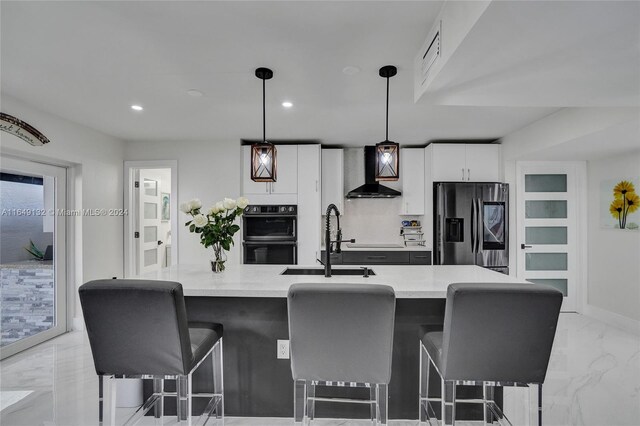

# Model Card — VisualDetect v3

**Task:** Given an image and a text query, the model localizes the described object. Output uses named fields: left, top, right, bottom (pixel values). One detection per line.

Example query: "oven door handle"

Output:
left=243, top=241, right=298, bottom=246
left=243, top=214, right=297, bottom=218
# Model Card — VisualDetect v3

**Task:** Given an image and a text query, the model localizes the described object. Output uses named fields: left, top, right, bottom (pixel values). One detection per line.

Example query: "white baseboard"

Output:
left=72, top=316, right=85, bottom=332
left=583, top=303, right=640, bottom=335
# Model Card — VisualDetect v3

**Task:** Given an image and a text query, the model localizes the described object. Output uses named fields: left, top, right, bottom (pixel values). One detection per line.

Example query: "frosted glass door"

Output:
left=138, top=171, right=162, bottom=274
left=0, top=156, right=67, bottom=359
left=517, top=164, right=577, bottom=311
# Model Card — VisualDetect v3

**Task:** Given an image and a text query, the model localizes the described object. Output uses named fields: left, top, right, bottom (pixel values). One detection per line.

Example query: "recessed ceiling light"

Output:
left=130, top=105, right=143, bottom=111
left=187, top=89, right=204, bottom=97
left=342, top=66, right=361, bottom=75
left=282, top=101, right=293, bottom=108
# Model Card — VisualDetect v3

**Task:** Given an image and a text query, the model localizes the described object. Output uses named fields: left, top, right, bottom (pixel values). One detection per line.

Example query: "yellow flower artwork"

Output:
left=602, top=178, right=639, bottom=230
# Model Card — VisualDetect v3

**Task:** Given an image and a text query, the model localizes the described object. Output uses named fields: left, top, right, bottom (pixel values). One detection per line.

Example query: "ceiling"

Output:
left=1, top=1, right=637, bottom=145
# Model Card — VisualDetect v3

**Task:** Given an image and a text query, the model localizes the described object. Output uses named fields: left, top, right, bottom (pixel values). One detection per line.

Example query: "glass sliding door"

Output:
left=0, top=156, right=67, bottom=359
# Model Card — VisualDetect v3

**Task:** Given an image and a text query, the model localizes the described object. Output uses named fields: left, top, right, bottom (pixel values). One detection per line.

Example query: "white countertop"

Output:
left=138, top=264, right=528, bottom=298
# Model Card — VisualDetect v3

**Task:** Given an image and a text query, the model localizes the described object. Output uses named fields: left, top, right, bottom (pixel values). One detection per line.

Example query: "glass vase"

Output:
left=211, top=244, right=227, bottom=273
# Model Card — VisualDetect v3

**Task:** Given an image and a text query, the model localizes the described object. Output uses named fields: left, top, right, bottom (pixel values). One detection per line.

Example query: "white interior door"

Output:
left=0, top=156, right=67, bottom=359
left=138, top=170, right=162, bottom=274
left=517, top=162, right=579, bottom=312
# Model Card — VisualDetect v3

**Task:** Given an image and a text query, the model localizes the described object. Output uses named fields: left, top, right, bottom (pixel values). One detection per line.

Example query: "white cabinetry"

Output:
left=431, top=143, right=500, bottom=182
left=321, top=149, right=344, bottom=214
left=242, top=145, right=298, bottom=204
left=297, top=145, right=321, bottom=264
left=431, top=144, right=466, bottom=181
left=270, top=145, right=298, bottom=194
left=464, top=144, right=501, bottom=182
left=400, top=148, right=425, bottom=215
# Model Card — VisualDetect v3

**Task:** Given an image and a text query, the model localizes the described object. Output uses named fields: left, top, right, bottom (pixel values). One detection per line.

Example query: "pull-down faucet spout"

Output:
left=324, top=204, right=355, bottom=278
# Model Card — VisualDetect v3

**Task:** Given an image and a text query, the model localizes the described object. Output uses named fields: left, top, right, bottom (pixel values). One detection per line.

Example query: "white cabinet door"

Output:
left=466, top=144, right=501, bottom=182
left=270, top=145, right=298, bottom=194
left=297, top=145, right=321, bottom=264
left=400, top=148, right=425, bottom=215
left=321, top=149, right=344, bottom=214
left=431, top=144, right=466, bottom=181
left=242, top=145, right=269, bottom=195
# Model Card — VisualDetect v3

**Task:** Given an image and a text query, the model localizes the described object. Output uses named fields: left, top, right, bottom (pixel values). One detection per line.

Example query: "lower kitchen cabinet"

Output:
left=320, top=250, right=431, bottom=265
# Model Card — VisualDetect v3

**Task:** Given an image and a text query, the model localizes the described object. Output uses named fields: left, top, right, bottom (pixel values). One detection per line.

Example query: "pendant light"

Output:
left=375, top=65, right=399, bottom=181
left=251, top=67, right=277, bottom=182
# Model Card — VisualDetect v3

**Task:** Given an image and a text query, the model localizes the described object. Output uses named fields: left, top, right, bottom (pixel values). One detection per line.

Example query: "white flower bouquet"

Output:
left=180, top=196, right=249, bottom=272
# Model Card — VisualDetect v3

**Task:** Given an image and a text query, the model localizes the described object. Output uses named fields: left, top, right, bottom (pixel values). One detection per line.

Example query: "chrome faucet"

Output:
left=325, top=204, right=355, bottom=277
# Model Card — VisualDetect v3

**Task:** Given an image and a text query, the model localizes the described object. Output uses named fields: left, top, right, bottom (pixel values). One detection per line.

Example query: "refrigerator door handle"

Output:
left=470, top=199, right=476, bottom=253
left=476, top=197, right=482, bottom=254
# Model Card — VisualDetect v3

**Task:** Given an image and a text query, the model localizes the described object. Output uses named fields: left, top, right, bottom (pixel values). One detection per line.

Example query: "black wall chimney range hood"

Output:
left=346, top=146, right=402, bottom=199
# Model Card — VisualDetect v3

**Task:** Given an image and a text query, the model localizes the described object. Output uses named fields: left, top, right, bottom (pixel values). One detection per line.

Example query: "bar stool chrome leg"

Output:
left=370, top=385, right=376, bottom=424
left=377, top=383, right=388, bottom=425
left=153, top=378, right=164, bottom=419
left=294, top=379, right=307, bottom=424
left=100, top=375, right=117, bottom=426
left=441, top=379, right=455, bottom=426
left=483, top=383, right=494, bottom=425
left=176, top=374, right=193, bottom=424
left=212, top=338, right=225, bottom=422
left=419, top=342, right=429, bottom=425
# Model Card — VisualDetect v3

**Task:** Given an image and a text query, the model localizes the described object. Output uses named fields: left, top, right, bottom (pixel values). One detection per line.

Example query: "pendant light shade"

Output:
left=375, top=65, right=399, bottom=181
left=251, top=67, right=277, bottom=182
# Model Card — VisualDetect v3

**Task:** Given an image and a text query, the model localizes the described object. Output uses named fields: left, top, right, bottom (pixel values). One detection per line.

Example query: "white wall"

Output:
left=501, top=106, right=640, bottom=332
left=0, top=94, right=126, bottom=326
left=586, top=152, right=640, bottom=322
left=125, top=140, right=242, bottom=265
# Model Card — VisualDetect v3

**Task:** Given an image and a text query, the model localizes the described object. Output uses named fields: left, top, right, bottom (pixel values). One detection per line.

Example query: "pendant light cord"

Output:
left=385, top=76, right=389, bottom=142
left=262, top=77, right=266, bottom=143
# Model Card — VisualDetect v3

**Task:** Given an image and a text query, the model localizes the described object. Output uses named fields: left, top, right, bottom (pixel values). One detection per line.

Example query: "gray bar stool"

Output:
left=79, top=279, right=224, bottom=426
left=287, top=283, right=396, bottom=425
left=419, top=283, right=562, bottom=426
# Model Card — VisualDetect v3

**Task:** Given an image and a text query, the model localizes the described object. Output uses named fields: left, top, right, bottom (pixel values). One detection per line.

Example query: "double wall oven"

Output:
left=242, top=205, right=297, bottom=264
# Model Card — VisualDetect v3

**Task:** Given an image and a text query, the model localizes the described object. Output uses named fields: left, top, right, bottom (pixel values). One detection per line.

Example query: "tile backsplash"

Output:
left=321, top=147, right=421, bottom=246
left=339, top=197, right=406, bottom=244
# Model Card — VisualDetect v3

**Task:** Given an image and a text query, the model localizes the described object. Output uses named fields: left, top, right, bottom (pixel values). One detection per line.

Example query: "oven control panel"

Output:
left=244, top=205, right=297, bottom=215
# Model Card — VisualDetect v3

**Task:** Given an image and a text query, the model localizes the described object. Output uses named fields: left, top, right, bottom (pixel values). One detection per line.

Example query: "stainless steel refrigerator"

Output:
left=434, top=182, right=509, bottom=274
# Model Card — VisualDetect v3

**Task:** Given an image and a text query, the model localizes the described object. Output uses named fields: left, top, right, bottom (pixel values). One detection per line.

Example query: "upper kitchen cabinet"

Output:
left=242, top=145, right=298, bottom=203
left=321, top=148, right=344, bottom=214
left=270, top=145, right=298, bottom=194
left=297, top=145, right=322, bottom=264
left=400, top=148, right=425, bottom=215
left=430, top=143, right=501, bottom=182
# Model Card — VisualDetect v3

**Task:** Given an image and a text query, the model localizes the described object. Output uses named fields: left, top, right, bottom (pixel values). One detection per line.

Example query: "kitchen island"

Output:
left=139, top=264, right=528, bottom=420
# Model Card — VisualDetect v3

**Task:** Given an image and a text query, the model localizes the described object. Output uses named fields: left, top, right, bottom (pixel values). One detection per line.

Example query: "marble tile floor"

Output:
left=0, top=313, right=638, bottom=426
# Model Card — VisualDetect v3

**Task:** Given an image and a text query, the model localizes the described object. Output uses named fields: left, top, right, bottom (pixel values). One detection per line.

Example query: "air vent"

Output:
left=420, top=21, right=441, bottom=86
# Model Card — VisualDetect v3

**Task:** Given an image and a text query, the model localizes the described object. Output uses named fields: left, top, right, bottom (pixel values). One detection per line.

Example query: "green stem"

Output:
left=618, top=210, right=622, bottom=229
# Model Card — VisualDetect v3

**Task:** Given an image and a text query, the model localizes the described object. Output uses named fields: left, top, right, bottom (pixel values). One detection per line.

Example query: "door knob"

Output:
left=520, top=244, right=532, bottom=249
left=158, top=240, right=164, bottom=245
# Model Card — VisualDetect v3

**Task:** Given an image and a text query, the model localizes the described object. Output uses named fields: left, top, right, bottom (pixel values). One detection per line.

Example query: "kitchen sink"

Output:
left=280, top=267, right=376, bottom=276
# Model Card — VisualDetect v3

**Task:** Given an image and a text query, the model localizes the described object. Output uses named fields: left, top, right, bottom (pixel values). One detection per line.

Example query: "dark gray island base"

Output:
left=145, top=296, right=499, bottom=420
left=137, top=264, right=524, bottom=419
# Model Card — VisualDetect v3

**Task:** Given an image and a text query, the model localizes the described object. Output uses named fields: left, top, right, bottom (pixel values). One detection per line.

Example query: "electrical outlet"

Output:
left=277, top=339, right=290, bottom=359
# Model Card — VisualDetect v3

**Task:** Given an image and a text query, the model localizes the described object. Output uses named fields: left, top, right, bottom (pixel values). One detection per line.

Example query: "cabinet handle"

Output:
left=316, top=180, right=318, bottom=192
left=405, top=201, right=408, bottom=214
left=265, top=183, right=269, bottom=193
left=413, top=255, right=428, bottom=259
left=462, top=168, right=465, bottom=180
left=367, top=256, right=386, bottom=260
left=468, top=168, right=471, bottom=181
left=271, top=182, right=275, bottom=193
